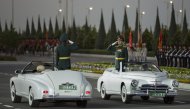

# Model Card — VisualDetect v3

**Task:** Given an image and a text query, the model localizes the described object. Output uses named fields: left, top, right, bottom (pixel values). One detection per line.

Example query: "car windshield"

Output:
left=23, top=61, right=54, bottom=72
left=125, top=63, right=161, bottom=72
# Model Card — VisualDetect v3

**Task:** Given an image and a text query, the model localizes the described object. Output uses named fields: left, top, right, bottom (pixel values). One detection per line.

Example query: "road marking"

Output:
left=3, top=105, right=14, bottom=108
left=175, top=101, right=186, bottom=104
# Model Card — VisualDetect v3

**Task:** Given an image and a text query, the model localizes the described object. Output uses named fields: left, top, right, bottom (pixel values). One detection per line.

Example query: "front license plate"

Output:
left=150, top=92, right=165, bottom=97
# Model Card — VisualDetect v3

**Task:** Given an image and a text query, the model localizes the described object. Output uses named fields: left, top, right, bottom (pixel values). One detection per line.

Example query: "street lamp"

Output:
left=126, top=5, right=130, bottom=8
left=141, top=11, right=146, bottom=30
left=163, top=0, right=173, bottom=28
left=88, top=6, right=93, bottom=25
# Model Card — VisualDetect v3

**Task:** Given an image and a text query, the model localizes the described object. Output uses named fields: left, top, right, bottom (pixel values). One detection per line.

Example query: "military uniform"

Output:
left=56, top=34, right=78, bottom=70
left=108, top=42, right=128, bottom=72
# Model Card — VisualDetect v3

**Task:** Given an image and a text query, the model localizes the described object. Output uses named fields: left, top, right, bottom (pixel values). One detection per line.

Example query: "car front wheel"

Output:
left=10, top=84, right=22, bottom=103
left=28, top=88, right=40, bottom=107
left=121, top=84, right=132, bottom=103
left=100, top=83, right=111, bottom=100
left=163, top=96, right=174, bottom=104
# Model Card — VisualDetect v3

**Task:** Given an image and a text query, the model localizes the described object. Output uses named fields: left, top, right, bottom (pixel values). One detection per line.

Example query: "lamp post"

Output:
left=65, top=0, right=68, bottom=32
left=11, top=0, right=14, bottom=27
left=88, top=6, right=93, bottom=25
left=141, top=11, right=145, bottom=31
left=58, top=0, right=63, bottom=29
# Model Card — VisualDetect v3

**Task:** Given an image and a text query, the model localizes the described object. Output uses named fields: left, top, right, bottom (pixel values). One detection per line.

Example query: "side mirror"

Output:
left=15, top=70, right=22, bottom=74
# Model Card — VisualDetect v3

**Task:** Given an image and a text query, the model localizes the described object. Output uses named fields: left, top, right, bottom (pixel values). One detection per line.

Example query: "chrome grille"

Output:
left=140, top=84, right=169, bottom=93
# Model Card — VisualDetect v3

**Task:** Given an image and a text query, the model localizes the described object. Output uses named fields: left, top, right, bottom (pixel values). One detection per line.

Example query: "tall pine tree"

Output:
left=182, top=10, right=188, bottom=34
left=43, top=19, right=47, bottom=38
left=169, top=3, right=177, bottom=38
left=37, top=15, right=42, bottom=38
left=31, top=17, right=36, bottom=38
left=4, top=21, right=9, bottom=32
left=25, top=18, right=30, bottom=37
left=154, top=7, right=161, bottom=38
left=70, top=17, right=77, bottom=42
left=122, top=7, right=129, bottom=37
left=134, top=9, right=139, bottom=43
left=95, top=10, right=106, bottom=49
left=54, top=16, right=60, bottom=38
left=0, top=20, right=2, bottom=33
left=48, top=18, right=54, bottom=38
left=61, top=17, right=66, bottom=34
left=106, top=10, right=117, bottom=46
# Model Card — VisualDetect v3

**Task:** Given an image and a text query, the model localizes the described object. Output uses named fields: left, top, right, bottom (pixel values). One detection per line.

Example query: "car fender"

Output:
left=97, top=76, right=104, bottom=92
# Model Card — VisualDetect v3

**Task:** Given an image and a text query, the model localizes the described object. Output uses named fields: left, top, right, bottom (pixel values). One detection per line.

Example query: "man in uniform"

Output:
left=56, top=33, right=78, bottom=70
left=107, top=35, right=128, bottom=72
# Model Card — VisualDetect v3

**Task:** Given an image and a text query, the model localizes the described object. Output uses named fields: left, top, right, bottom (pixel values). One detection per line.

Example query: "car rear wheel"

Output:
left=141, top=96, right=150, bottom=100
left=11, top=84, right=22, bottom=103
left=28, top=88, right=40, bottom=107
left=163, top=96, right=174, bottom=104
left=76, top=100, right=87, bottom=108
left=121, top=84, right=132, bottom=103
left=100, top=83, right=110, bottom=100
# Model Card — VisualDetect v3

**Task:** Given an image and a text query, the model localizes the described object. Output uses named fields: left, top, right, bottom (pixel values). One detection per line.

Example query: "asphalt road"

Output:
left=0, top=62, right=190, bottom=109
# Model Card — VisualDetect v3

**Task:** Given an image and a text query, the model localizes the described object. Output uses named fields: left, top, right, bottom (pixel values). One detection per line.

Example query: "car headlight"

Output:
left=172, top=80, right=179, bottom=87
left=131, top=79, right=138, bottom=87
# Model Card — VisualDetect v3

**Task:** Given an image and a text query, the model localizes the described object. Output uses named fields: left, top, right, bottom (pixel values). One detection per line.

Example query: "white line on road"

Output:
left=175, top=101, right=186, bottom=104
left=3, top=105, right=14, bottom=108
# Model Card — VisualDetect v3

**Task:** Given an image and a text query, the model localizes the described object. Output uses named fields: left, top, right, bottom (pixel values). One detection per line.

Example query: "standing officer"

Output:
left=56, top=33, right=78, bottom=70
left=107, top=35, right=128, bottom=72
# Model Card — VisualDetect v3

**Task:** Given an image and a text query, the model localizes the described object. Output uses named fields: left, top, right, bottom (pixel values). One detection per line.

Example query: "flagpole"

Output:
left=65, top=0, right=68, bottom=32
left=12, top=0, right=14, bottom=27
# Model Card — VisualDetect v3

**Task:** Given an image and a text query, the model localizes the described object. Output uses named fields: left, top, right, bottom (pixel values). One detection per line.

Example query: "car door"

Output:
left=106, top=70, right=121, bottom=93
left=16, top=73, right=26, bottom=95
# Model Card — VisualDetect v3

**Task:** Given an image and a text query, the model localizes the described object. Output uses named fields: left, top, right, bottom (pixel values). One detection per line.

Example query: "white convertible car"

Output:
left=10, top=61, right=92, bottom=107
left=97, top=62, right=179, bottom=104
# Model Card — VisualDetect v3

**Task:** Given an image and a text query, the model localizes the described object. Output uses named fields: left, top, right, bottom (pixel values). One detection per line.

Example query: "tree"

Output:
left=183, top=10, right=188, bottom=34
left=154, top=7, right=161, bottom=38
left=95, top=10, right=106, bottom=49
left=122, top=7, right=129, bottom=36
left=0, top=20, right=2, bottom=33
left=70, top=17, right=77, bottom=42
left=105, top=10, right=117, bottom=47
left=134, top=9, right=139, bottom=43
left=183, top=10, right=189, bottom=45
left=10, top=22, right=14, bottom=32
left=37, top=15, right=42, bottom=39
left=169, top=4, right=177, bottom=38
left=43, top=19, right=47, bottom=38
left=31, top=17, right=36, bottom=38
left=61, top=17, right=66, bottom=34
left=25, top=18, right=30, bottom=37
left=142, top=29, right=153, bottom=51
left=4, top=21, right=9, bottom=32
left=54, top=16, right=60, bottom=38
left=48, top=18, right=54, bottom=38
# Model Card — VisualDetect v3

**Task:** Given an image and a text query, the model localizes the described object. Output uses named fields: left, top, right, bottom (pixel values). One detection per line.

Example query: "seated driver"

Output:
left=36, top=65, right=45, bottom=73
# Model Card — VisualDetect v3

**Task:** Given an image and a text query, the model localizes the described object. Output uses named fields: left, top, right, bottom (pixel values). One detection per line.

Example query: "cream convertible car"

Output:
left=97, top=62, right=179, bottom=104
left=10, top=61, right=92, bottom=107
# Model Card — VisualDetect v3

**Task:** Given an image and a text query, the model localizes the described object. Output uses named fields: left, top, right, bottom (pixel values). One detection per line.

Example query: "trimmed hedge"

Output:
left=0, top=55, right=17, bottom=61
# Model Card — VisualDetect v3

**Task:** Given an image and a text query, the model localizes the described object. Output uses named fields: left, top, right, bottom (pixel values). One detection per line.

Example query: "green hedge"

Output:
left=0, top=55, right=17, bottom=61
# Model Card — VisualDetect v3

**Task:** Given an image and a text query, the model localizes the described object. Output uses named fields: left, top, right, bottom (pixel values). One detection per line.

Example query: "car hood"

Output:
left=121, top=71, right=167, bottom=78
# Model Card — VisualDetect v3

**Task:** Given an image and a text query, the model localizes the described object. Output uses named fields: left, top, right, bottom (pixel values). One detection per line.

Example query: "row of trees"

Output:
left=0, top=4, right=190, bottom=55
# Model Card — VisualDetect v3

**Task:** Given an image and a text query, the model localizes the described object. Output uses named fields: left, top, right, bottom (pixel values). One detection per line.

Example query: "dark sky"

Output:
left=0, top=0, right=189, bottom=32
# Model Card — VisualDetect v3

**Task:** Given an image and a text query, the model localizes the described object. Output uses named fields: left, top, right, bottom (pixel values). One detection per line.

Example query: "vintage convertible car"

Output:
left=10, top=61, right=92, bottom=107
left=97, top=62, right=179, bottom=104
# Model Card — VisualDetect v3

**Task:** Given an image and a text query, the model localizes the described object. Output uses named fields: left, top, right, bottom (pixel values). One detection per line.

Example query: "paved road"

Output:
left=0, top=62, right=190, bottom=109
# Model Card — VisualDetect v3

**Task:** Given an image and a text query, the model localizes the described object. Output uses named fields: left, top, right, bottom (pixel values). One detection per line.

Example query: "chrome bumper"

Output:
left=130, top=90, right=177, bottom=97
left=42, top=95, right=91, bottom=101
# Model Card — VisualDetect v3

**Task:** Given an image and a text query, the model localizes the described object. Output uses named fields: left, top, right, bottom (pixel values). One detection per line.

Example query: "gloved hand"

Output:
left=68, top=40, right=74, bottom=44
